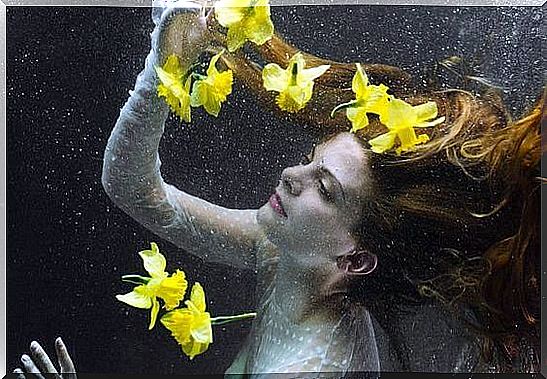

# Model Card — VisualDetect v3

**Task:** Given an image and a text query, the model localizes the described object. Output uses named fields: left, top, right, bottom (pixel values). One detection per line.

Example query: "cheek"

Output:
left=290, top=196, right=341, bottom=235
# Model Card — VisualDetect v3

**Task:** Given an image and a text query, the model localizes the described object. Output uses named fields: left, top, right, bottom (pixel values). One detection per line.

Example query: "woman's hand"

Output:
left=151, top=0, right=212, bottom=66
left=13, top=338, right=76, bottom=379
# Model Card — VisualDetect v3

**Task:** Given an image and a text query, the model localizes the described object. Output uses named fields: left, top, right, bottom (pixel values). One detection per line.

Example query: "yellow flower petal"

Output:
left=192, top=81, right=221, bottom=117
left=416, top=116, right=445, bottom=128
left=161, top=309, right=193, bottom=345
left=155, top=55, right=192, bottom=122
left=263, top=53, right=327, bottom=113
left=352, top=63, right=369, bottom=98
left=215, top=0, right=273, bottom=52
left=214, top=0, right=248, bottom=26
left=262, top=63, right=289, bottom=92
left=206, top=51, right=222, bottom=77
left=246, top=2, right=274, bottom=46
left=190, top=52, right=233, bottom=117
left=289, top=82, right=313, bottom=105
left=380, top=98, right=415, bottom=131
left=190, top=282, right=206, bottom=312
left=160, top=283, right=212, bottom=360
left=182, top=338, right=210, bottom=360
left=139, top=242, right=167, bottom=279
left=155, top=68, right=180, bottom=92
left=226, top=23, right=248, bottom=52
left=332, top=64, right=390, bottom=133
left=190, top=312, right=213, bottom=343
left=149, top=297, right=160, bottom=330
left=116, top=286, right=152, bottom=309
left=276, top=91, right=304, bottom=113
left=299, top=64, right=330, bottom=84
left=413, top=101, right=438, bottom=122
left=368, top=131, right=397, bottom=154
left=397, top=126, right=420, bottom=152
left=347, top=106, right=370, bottom=133
left=156, top=55, right=184, bottom=83
left=365, top=84, right=391, bottom=116
left=156, top=270, right=188, bottom=310
left=333, top=64, right=443, bottom=154
left=212, top=70, right=234, bottom=101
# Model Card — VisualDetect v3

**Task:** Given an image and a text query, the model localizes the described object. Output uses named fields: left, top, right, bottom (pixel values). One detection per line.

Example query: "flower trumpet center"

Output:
left=289, top=61, right=299, bottom=86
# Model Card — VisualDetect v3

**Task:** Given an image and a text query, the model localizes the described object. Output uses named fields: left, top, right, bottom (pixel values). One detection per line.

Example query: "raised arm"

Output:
left=102, top=1, right=265, bottom=270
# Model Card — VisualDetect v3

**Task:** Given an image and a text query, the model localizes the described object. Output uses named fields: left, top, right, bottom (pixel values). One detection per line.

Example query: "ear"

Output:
left=336, top=249, right=378, bottom=276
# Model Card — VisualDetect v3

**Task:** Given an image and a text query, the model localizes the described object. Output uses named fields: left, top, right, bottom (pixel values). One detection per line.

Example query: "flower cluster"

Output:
left=116, top=242, right=187, bottom=330
left=156, top=51, right=233, bottom=121
left=161, top=282, right=212, bottom=360
left=332, top=64, right=445, bottom=154
left=214, top=0, right=274, bottom=53
left=116, top=243, right=255, bottom=360
left=262, top=53, right=330, bottom=113
left=156, top=1, right=445, bottom=155
left=155, top=55, right=193, bottom=122
left=157, top=0, right=329, bottom=118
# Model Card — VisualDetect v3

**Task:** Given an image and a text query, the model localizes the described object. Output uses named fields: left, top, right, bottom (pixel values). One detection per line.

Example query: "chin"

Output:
left=257, top=202, right=286, bottom=246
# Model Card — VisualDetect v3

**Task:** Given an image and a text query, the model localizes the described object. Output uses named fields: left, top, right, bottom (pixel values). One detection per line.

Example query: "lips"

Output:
left=269, top=192, right=287, bottom=218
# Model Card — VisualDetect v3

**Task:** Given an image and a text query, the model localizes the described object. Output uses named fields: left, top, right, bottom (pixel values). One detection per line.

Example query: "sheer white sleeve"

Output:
left=102, top=5, right=264, bottom=270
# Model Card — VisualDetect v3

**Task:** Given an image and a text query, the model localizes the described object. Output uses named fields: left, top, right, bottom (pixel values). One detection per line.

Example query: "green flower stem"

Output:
left=330, top=100, right=359, bottom=118
left=210, top=312, right=257, bottom=326
left=121, top=275, right=151, bottom=285
left=182, top=63, right=200, bottom=82
left=191, top=73, right=207, bottom=81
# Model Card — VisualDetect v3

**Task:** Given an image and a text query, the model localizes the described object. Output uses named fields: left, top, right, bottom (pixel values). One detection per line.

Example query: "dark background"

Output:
left=6, top=5, right=543, bottom=375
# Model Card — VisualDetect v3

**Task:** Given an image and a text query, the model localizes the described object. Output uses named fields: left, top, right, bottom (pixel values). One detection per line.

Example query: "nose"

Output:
left=281, top=166, right=303, bottom=196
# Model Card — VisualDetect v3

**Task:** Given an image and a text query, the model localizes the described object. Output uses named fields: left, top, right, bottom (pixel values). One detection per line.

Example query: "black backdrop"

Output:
left=6, top=5, right=543, bottom=375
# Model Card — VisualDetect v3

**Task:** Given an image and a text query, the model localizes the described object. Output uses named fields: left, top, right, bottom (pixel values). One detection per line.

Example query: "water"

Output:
left=7, top=4, right=543, bottom=375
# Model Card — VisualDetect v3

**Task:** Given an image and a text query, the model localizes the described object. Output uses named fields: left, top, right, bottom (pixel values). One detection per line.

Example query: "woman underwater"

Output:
left=14, top=0, right=542, bottom=376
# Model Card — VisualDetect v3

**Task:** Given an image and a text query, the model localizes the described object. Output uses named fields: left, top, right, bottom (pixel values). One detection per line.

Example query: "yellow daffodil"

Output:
left=190, top=51, right=233, bottom=117
left=161, top=282, right=213, bottom=360
left=155, top=55, right=192, bottom=122
left=116, top=242, right=188, bottom=330
left=331, top=63, right=391, bottom=133
left=262, top=52, right=330, bottom=113
left=214, top=0, right=274, bottom=52
left=369, top=98, right=445, bottom=154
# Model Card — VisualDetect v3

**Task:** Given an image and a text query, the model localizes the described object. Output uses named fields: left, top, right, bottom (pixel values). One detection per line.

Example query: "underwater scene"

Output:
left=7, top=1, right=544, bottom=376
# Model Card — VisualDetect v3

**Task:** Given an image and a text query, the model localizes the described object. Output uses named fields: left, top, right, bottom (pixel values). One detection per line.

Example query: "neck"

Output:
left=272, top=250, right=348, bottom=324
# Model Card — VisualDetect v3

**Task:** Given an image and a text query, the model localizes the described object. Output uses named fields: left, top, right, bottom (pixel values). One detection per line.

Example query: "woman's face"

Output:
left=257, top=132, right=371, bottom=262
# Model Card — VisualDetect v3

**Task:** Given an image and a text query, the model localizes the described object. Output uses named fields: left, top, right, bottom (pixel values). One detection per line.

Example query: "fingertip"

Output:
left=13, top=368, right=25, bottom=379
left=56, top=337, right=68, bottom=355
left=30, top=341, right=39, bottom=351
left=20, top=354, right=30, bottom=363
left=14, top=368, right=26, bottom=379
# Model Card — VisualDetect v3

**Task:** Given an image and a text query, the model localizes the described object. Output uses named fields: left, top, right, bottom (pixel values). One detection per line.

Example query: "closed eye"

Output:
left=318, top=180, right=335, bottom=203
left=319, top=162, right=346, bottom=205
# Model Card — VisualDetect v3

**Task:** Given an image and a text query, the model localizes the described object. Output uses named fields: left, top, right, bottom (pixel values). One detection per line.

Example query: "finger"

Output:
left=13, top=368, right=26, bottom=379
left=29, top=341, right=61, bottom=378
left=20, top=354, right=45, bottom=379
left=55, top=337, right=77, bottom=379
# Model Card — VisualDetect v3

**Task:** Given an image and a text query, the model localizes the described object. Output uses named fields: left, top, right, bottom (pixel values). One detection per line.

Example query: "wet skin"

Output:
left=257, top=132, right=371, bottom=266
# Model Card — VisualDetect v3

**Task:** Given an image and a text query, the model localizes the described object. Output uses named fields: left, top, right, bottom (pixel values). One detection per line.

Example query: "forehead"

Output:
left=314, top=133, right=369, bottom=188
